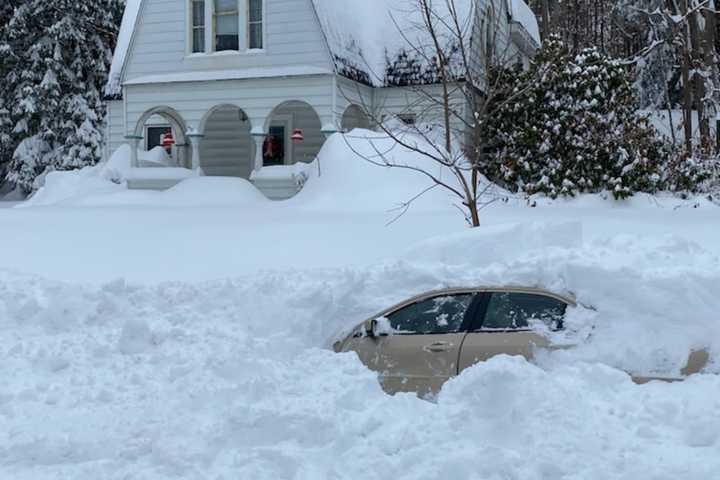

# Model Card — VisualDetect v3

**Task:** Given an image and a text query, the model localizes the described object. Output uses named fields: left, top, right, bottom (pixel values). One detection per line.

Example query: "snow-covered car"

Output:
left=334, top=287, right=709, bottom=396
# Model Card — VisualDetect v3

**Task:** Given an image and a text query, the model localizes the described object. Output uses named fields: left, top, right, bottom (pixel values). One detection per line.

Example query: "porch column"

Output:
left=125, top=134, right=143, bottom=168
left=251, top=132, right=266, bottom=172
left=187, top=133, right=205, bottom=172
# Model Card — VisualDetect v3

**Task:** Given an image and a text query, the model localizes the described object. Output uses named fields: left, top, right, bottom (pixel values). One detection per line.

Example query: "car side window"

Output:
left=481, top=292, right=567, bottom=331
left=386, top=294, right=474, bottom=334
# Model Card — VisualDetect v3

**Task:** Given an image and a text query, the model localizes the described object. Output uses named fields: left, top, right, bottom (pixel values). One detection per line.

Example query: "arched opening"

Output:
left=341, top=104, right=371, bottom=132
left=264, top=100, right=323, bottom=167
left=133, top=107, right=190, bottom=168
left=199, top=105, right=253, bottom=178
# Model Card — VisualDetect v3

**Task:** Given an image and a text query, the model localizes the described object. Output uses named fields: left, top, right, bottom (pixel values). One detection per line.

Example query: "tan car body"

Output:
left=334, top=287, right=709, bottom=396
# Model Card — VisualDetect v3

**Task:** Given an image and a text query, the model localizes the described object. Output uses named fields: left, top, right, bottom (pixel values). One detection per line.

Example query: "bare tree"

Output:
left=339, top=0, right=538, bottom=227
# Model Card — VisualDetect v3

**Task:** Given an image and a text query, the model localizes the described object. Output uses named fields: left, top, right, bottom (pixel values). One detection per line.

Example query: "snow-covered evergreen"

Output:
left=0, top=0, right=123, bottom=192
left=483, top=38, right=669, bottom=199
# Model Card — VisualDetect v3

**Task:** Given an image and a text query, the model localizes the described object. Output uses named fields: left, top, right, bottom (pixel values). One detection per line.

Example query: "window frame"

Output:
left=381, top=292, right=481, bottom=336
left=247, top=0, right=264, bottom=50
left=189, top=0, right=207, bottom=54
left=186, top=0, right=266, bottom=56
left=471, top=291, right=569, bottom=333
left=213, top=0, right=240, bottom=52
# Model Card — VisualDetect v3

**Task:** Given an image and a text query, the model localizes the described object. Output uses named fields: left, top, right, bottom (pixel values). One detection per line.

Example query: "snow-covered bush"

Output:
left=482, top=38, right=669, bottom=199
left=0, top=0, right=123, bottom=193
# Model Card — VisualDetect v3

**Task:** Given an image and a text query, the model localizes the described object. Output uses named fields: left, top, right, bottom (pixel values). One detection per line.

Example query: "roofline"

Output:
left=106, top=0, right=146, bottom=101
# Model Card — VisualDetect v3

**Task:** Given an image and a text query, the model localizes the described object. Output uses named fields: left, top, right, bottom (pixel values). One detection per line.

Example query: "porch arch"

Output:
left=341, top=104, right=371, bottom=132
left=133, top=106, right=191, bottom=168
left=263, top=100, right=324, bottom=166
left=198, top=104, right=254, bottom=178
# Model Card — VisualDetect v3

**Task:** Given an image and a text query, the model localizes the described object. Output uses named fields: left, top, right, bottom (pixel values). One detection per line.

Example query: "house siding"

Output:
left=105, top=100, right=126, bottom=160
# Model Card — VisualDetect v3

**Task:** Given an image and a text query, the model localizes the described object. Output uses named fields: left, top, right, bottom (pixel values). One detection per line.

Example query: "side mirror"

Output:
left=366, top=319, right=378, bottom=338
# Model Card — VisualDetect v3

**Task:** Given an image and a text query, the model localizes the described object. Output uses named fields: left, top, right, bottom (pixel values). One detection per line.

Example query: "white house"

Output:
left=105, top=0, right=540, bottom=197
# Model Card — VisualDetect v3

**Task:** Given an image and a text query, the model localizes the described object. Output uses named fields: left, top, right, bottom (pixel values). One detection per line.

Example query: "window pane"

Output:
left=193, top=28, right=205, bottom=53
left=216, top=14, right=239, bottom=35
left=386, top=294, right=473, bottom=334
left=193, top=1, right=205, bottom=25
left=215, top=0, right=237, bottom=14
left=482, top=293, right=567, bottom=330
left=249, top=23, right=263, bottom=49
left=249, top=0, right=263, bottom=22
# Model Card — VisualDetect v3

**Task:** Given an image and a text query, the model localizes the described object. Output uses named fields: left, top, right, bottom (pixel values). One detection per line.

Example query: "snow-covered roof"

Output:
left=105, top=0, right=141, bottom=99
left=508, top=0, right=541, bottom=46
left=312, top=0, right=476, bottom=87
left=105, top=0, right=541, bottom=96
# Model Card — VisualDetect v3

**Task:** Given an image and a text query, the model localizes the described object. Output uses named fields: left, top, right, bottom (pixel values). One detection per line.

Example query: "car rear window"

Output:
left=481, top=292, right=567, bottom=330
left=386, top=294, right=474, bottom=334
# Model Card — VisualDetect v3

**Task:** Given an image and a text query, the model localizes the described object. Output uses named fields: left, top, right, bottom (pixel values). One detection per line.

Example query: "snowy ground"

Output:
left=1, top=133, right=719, bottom=478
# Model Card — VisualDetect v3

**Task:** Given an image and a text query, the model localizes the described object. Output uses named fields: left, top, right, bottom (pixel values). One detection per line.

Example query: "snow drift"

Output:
left=0, top=222, right=719, bottom=479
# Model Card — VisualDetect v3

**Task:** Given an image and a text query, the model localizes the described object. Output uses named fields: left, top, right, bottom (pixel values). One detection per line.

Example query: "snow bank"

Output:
left=0, top=222, right=719, bottom=477
left=292, top=130, right=490, bottom=213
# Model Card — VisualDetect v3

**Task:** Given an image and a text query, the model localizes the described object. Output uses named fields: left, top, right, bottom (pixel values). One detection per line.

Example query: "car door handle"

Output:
left=424, top=341, right=453, bottom=353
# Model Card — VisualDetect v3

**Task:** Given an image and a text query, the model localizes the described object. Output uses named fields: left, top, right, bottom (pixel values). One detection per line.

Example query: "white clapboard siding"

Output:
left=200, top=105, right=253, bottom=178
left=124, top=0, right=333, bottom=84
left=105, top=100, right=126, bottom=160
left=124, top=74, right=335, bottom=136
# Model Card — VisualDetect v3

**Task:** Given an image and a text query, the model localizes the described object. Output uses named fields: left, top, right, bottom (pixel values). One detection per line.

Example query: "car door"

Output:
left=458, top=290, right=569, bottom=372
left=342, top=292, right=479, bottom=397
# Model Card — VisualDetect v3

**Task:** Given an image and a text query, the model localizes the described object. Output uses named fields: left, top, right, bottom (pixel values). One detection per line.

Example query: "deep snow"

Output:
left=0, top=132, right=719, bottom=478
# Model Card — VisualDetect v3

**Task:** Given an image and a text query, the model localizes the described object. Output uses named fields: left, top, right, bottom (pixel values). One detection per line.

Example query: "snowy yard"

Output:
left=1, top=135, right=719, bottom=479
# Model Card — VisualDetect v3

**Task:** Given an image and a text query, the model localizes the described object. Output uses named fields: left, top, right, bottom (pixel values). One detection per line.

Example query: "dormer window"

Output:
left=214, top=0, right=239, bottom=51
left=248, top=0, right=263, bottom=49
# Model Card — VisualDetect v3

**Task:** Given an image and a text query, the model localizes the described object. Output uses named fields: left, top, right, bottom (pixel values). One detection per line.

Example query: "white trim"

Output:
left=124, top=66, right=333, bottom=86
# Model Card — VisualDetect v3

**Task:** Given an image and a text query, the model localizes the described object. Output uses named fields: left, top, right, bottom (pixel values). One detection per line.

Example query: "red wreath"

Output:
left=263, top=135, right=281, bottom=160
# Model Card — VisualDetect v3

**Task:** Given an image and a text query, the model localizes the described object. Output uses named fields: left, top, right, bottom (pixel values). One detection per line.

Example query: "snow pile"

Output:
left=293, top=129, right=479, bottom=213
left=0, top=224, right=719, bottom=478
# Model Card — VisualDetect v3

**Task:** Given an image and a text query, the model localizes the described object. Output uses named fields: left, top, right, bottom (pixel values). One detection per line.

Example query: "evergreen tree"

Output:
left=482, top=38, right=668, bottom=199
left=0, top=0, right=123, bottom=192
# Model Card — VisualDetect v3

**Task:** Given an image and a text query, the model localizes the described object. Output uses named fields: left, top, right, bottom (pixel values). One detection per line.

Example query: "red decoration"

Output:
left=161, top=130, right=175, bottom=150
left=291, top=129, right=304, bottom=143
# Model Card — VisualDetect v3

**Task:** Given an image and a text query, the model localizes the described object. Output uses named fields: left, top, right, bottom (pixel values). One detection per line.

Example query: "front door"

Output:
left=343, top=292, right=477, bottom=397
left=458, top=291, right=569, bottom=372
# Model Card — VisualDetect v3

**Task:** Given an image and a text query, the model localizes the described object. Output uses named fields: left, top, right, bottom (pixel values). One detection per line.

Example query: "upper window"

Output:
left=214, top=0, right=239, bottom=51
left=248, top=0, right=263, bottom=49
left=481, top=292, right=567, bottom=331
left=386, top=294, right=474, bottom=335
left=191, top=0, right=206, bottom=53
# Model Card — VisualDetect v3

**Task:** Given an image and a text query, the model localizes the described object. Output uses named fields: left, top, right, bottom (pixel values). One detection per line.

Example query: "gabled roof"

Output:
left=104, top=0, right=540, bottom=97
left=105, top=0, right=141, bottom=99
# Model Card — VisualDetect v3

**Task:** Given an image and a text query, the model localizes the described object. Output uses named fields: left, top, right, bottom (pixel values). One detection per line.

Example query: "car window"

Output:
left=481, top=292, right=567, bottom=331
left=386, top=294, right=474, bottom=334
